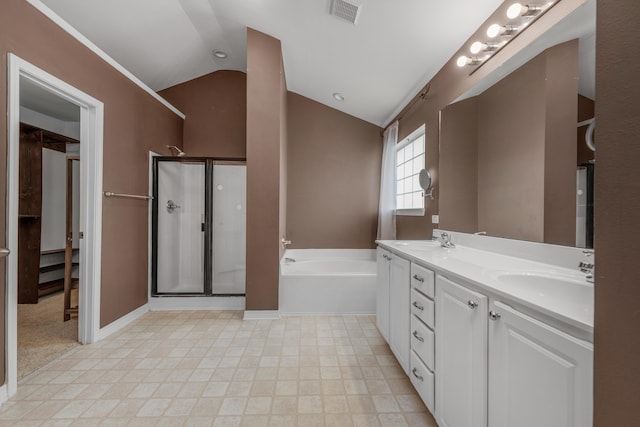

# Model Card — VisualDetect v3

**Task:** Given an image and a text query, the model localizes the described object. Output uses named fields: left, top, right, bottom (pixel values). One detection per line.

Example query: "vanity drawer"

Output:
left=410, top=350, right=435, bottom=414
left=411, top=263, right=435, bottom=298
left=410, top=315, right=434, bottom=370
left=411, top=288, right=435, bottom=329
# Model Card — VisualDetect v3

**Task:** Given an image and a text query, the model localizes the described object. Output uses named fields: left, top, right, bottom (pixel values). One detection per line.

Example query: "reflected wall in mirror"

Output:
left=439, top=0, right=595, bottom=248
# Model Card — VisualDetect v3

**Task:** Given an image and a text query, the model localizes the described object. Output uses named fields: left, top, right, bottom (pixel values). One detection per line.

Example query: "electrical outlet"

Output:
left=432, top=215, right=439, bottom=224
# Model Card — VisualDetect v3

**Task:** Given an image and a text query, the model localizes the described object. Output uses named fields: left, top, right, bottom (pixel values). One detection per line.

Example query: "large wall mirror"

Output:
left=439, top=0, right=595, bottom=248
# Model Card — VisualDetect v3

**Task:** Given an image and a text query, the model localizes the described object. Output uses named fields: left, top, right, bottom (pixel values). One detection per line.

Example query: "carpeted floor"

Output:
left=17, top=289, right=79, bottom=380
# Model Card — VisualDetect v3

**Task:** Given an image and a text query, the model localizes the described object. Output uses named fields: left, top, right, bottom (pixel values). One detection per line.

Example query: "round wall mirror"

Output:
left=419, top=169, right=435, bottom=199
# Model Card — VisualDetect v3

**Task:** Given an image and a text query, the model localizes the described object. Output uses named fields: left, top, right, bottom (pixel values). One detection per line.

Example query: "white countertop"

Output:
left=377, top=240, right=594, bottom=340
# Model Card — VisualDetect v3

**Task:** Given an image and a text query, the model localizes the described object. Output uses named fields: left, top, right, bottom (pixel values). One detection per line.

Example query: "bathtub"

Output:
left=279, top=249, right=377, bottom=315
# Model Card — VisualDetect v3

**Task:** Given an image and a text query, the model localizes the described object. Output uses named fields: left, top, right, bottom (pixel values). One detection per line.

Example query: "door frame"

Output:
left=7, top=54, right=104, bottom=396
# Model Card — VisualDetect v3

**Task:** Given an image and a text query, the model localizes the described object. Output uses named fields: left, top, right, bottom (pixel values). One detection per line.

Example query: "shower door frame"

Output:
left=151, top=156, right=247, bottom=297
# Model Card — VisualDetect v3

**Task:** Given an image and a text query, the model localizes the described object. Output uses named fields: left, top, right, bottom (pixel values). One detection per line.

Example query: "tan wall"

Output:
left=159, top=71, right=246, bottom=158
left=0, top=0, right=185, bottom=372
left=594, top=1, right=640, bottom=425
left=286, top=93, right=382, bottom=248
left=245, top=28, right=286, bottom=311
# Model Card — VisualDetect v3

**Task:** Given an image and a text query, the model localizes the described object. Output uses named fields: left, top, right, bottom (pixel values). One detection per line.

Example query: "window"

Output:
left=396, top=125, right=425, bottom=216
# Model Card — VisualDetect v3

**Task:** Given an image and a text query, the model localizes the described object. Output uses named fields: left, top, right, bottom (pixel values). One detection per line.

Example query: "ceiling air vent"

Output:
left=330, top=0, right=362, bottom=25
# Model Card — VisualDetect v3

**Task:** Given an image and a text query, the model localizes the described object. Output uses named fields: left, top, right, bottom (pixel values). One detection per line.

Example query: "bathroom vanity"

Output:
left=376, top=233, right=593, bottom=427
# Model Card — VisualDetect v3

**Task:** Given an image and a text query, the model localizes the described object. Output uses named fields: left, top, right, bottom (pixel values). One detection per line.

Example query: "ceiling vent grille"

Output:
left=330, top=0, right=362, bottom=25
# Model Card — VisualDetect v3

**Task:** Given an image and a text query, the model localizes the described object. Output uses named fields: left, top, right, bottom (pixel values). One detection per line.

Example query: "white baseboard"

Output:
left=96, top=304, right=149, bottom=341
left=0, top=384, right=8, bottom=410
left=149, top=297, right=245, bottom=311
left=243, top=310, right=281, bottom=320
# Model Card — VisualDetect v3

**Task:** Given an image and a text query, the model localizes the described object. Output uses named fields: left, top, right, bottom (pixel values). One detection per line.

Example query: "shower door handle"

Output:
left=0, top=248, right=9, bottom=258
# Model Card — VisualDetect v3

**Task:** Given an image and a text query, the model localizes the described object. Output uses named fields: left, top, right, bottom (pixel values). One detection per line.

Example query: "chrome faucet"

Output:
left=579, top=250, right=595, bottom=283
left=439, top=232, right=455, bottom=248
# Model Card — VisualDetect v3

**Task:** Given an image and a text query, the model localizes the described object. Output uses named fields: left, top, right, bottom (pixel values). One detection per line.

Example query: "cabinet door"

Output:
left=435, top=275, right=488, bottom=427
left=488, top=301, right=593, bottom=427
left=389, top=254, right=410, bottom=374
left=376, top=248, right=391, bottom=341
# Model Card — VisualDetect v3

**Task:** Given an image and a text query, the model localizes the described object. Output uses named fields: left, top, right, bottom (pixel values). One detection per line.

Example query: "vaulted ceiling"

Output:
left=39, top=0, right=505, bottom=126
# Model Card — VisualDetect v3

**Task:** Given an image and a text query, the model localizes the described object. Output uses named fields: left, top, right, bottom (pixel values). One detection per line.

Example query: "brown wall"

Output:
left=159, top=71, right=246, bottom=158
left=245, top=28, right=286, bottom=311
left=594, top=1, right=640, bottom=425
left=286, top=93, right=382, bottom=249
left=0, top=0, right=184, bottom=364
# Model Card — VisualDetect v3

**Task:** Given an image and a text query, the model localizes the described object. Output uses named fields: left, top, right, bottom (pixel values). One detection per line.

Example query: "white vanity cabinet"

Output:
left=409, top=262, right=436, bottom=413
left=388, top=253, right=411, bottom=374
left=376, top=247, right=411, bottom=374
left=376, top=248, right=391, bottom=340
left=488, top=301, right=593, bottom=427
left=434, top=275, right=593, bottom=427
left=435, top=275, right=488, bottom=427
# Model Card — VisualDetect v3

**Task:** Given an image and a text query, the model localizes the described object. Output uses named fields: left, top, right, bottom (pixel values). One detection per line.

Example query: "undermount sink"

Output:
left=491, top=271, right=593, bottom=309
left=388, top=240, right=440, bottom=249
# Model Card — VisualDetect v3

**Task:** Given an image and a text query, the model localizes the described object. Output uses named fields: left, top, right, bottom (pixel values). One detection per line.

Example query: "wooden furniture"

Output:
left=17, top=123, right=79, bottom=305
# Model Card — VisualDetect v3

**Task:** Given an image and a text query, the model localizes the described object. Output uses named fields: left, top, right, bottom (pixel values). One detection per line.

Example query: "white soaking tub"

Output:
left=279, top=249, right=376, bottom=315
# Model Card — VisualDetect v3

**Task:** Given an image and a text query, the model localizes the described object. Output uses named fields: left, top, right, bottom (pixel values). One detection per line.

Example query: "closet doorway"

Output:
left=16, top=84, right=82, bottom=380
left=152, top=157, right=246, bottom=296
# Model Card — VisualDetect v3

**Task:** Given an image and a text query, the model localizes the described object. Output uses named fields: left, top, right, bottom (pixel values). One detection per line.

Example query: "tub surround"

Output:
left=279, top=249, right=376, bottom=315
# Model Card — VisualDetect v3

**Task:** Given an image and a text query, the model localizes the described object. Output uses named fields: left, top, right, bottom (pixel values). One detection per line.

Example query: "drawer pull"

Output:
left=489, top=311, right=501, bottom=321
left=413, top=274, right=424, bottom=283
left=412, top=330, right=424, bottom=342
left=467, top=300, right=478, bottom=310
left=412, top=301, right=424, bottom=311
left=411, top=368, right=424, bottom=382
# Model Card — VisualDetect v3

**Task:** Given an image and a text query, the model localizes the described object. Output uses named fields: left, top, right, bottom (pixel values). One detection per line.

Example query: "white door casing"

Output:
left=7, top=54, right=104, bottom=397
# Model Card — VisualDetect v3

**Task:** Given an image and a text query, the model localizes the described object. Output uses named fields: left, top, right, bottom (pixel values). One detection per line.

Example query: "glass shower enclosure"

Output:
left=152, top=157, right=246, bottom=296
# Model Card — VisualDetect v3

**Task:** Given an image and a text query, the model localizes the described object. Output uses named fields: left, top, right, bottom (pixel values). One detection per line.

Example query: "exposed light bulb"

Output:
left=470, top=42, right=486, bottom=54
left=487, top=23, right=503, bottom=38
left=507, top=3, right=525, bottom=19
left=456, top=55, right=469, bottom=67
left=507, top=3, right=543, bottom=19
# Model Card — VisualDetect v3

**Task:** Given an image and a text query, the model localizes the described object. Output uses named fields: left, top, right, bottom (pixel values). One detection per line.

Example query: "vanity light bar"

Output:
left=456, top=1, right=557, bottom=69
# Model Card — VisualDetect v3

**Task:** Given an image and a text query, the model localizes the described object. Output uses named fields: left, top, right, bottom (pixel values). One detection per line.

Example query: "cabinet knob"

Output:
left=411, top=368, right=424, bottom=382
left=412, top=274, right=424, bottom=283
left=412, top=330, right=424, bottom=342
left=489, top=310, right=501, bottom=321
left=467, top=300, right=478, bottom=310
left=412, top=301, right=424, bottom=311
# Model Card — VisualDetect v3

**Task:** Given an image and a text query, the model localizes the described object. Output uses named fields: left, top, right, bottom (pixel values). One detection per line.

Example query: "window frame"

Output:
left=395, top=124, right=426, bottom=217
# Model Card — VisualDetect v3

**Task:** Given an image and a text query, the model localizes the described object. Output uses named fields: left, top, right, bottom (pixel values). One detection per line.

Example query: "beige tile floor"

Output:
left=0, top=311, right=438, bottom=426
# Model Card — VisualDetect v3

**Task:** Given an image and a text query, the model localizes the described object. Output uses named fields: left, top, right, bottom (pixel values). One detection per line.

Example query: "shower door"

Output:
left=152, top=157, right=246, bottom=296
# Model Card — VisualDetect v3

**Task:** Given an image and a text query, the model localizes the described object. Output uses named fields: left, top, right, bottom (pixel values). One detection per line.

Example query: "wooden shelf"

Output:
left=41, top=248, right=79, bottom=255
left=18, top=215, right=41, bottom=219
left=39, top=262, right=79, bottom=274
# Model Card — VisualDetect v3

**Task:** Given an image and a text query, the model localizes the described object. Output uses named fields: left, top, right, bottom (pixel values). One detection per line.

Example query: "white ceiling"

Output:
left=40, top=0, right=505, bottom=126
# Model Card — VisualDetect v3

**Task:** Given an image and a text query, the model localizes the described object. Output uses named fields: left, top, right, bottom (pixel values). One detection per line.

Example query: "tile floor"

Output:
left=0, top=311, right=438, bottom=426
